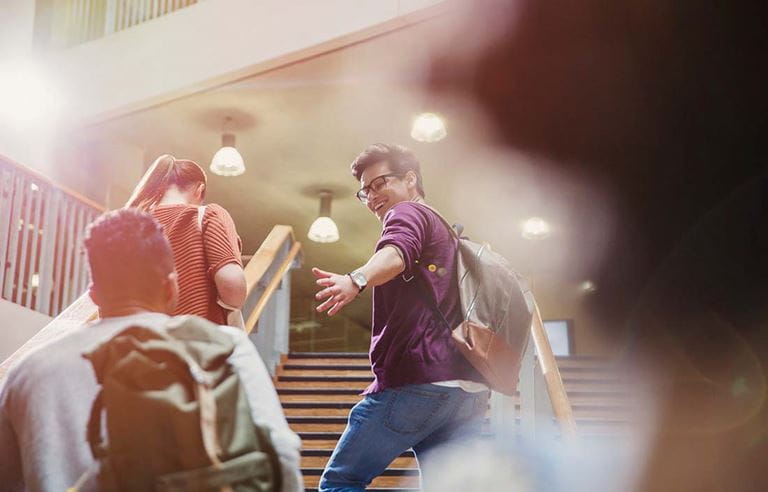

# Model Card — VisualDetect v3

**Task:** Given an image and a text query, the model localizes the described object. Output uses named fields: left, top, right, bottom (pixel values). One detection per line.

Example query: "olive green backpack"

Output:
left=81, top=315, right=281, bottom=491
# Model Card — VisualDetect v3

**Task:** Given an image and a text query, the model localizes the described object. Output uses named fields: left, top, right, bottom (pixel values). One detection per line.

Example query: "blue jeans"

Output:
left=318, top=383, right=489, bottom=492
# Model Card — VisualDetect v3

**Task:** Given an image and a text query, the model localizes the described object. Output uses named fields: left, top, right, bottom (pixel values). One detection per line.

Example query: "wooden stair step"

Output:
left=280, top=394, right=631, bottom=408
left=284, top=406, right=631, bottom=419
left=277, top=387, right=362, bottom=394
left=282, top=401, right=357, bottom=409
left=289, top=352, right=368, bottom=359
left=290, top=420, right=626, bottom=434
left=302, top=449, right=415, bottom=458
left=281, top=396, right=632, bottom=408
left=281, top=369, right=373, bottom=377
left=280, top=394, right=363, bottom=403
left=302, top=475, right=419, bottom=488
left=277, top=375, right=626, bottom=385
left=302, top=468, right=419, bottom=477
left=280, top=367, right=623, bottom=383
left=276, top=382, right=628, bottom=396
left=299, top=431, right=495, bottom=441
left=283, top=364, right=372, bottom=372
left=300, top=439, right=342, bottom=449
left=284, top=358, right=372, bottom=366
left=285, top=407, right=353, bottom=417
left=305, top=489, right=417, bottom=492
left=280, top=376, right=374, bottom=383
left=302, top=456, right=416, bottom=468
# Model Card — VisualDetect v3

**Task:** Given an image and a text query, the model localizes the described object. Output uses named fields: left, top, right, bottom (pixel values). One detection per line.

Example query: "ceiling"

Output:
left=86, top=19, right=615, bottom=329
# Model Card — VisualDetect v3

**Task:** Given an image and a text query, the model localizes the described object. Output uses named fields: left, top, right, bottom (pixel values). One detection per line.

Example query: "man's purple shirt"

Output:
left=364, top=202, right=485, bottom=394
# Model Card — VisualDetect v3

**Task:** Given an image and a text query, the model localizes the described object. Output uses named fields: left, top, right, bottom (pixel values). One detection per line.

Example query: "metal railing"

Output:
left=0, top=155, right=104, bottom=318
left=35, top=0, right=203, bottom=49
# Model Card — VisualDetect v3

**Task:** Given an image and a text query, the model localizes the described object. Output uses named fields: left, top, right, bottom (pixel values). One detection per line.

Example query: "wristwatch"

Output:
left=348, top=270, right=368, bottom=292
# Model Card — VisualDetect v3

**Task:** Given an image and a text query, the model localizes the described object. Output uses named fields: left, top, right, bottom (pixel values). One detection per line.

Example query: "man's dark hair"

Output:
left=84, top=209, right=174, bottom=304
left=350, top=143, right=425, bottom=197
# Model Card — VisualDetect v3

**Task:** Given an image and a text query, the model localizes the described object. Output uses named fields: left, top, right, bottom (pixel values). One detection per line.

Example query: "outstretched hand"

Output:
left=312, top=267, right=359, bottom=316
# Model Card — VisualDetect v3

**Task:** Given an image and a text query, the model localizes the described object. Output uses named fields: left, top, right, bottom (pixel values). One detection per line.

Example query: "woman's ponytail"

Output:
left=125, top=154, right=207, bottom=211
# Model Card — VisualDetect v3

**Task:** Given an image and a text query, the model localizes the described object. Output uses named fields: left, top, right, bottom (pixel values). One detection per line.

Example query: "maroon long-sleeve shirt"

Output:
left=364, top=202, right=485, bottom=394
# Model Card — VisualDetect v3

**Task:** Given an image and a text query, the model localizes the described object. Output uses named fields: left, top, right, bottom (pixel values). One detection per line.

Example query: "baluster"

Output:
left=3, top=175, right=24, bottom=301
left=37, top=192, right=59, bottom=315
left=82, top=0, right=91, bottom=42
left=50, top=198, right=70, bottom=316
left=116, top=0, right=124, bottom=31
left=0, top=169, right=14, bottom=293
left=15, top=178, right=35, bottom=305
left=75, top=0, right=84, bottom=44
left=105, top=0, right=117, bottom=34
left=25, top=185, right=44, bottom=309
left=70, top=206, right=87, bottom=301
left=61, top=199, right=77, bottom=308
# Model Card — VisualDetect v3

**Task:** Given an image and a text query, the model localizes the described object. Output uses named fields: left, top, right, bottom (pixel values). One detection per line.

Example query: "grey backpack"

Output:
left=416, top=204, right=534, bottom=396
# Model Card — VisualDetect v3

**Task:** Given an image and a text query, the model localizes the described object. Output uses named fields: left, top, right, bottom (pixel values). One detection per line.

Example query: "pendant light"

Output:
left=308, top=191, right=340, bottom=243
left=210, top=116, right=245, bottom=177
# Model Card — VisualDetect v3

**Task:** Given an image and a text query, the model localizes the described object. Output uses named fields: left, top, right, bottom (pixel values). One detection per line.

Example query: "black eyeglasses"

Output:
left=355, top=173, right=404, bottom=203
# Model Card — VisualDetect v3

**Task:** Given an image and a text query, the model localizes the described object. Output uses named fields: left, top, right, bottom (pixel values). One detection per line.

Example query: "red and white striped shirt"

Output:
left=151, top=203, right=243, bottom=325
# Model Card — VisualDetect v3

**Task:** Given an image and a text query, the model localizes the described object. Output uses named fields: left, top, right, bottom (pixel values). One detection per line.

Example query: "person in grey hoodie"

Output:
left=0, top=208, right=303, bottom=492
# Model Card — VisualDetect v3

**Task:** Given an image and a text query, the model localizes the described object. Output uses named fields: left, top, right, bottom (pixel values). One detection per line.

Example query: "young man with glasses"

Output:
left=313, top=143, right=489, bottom=491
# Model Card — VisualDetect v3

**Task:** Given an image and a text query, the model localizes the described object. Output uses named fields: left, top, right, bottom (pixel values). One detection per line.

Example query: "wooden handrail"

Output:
left=0, top=153, right=107, bottom=212
left=243, top=225, right=296, bottom=295
left=530, top=300, right=578, bottom=438
left=244, top=241, right=302, bottom=334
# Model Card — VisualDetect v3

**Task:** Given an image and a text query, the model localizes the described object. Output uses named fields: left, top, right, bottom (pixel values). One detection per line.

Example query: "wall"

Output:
left=532, top=274, right=624, bottom=356
left=0, top=299, right=51, bottom=362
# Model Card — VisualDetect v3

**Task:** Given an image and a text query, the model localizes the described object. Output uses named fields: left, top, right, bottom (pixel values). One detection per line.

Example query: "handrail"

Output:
left=0, top=153, right=106, bottom=212
left=244, top=241, right=302, bottom=334
left=530, top=301, right=578, bottom=438
left=242, top=225, right=296, bottom=296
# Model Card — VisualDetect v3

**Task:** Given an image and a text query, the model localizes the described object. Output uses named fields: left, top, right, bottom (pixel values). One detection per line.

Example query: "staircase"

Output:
left=275, top=352, right=632, bottom=491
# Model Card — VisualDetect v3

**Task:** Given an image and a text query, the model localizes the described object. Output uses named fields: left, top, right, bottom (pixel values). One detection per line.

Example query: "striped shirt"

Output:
left=151, top=203, right=243, bottom=325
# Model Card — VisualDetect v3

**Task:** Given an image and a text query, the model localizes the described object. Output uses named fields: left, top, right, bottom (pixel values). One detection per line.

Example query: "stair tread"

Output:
left=281, top=366, right=622, bottom=378
left=305, top=489, right=417, bottom=492
left=302, top=468, right=419, bottom=476
left=302, top=449, right=415, bottom=457
left=278, top=375, right=627, bottom=385
left=302, top=475, right=419, bottom=488
left=276, top=384, right=629, bottom=397
left=303, top=456, right=417, bottom=468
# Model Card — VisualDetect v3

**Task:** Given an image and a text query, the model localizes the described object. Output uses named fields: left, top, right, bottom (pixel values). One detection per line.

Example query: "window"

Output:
left=543, top=319, right=574, bottom=356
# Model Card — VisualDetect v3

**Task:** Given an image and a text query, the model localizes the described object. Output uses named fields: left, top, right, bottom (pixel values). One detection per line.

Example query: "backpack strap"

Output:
left=413, top=271, right=454, bottom=333
left=86, top=391, right=107, bottom=459
left=409, top=202, right=463, bottom=240
left=196, top=205, right=207, bottom=232
left=407, top=202, right=463, bottom=333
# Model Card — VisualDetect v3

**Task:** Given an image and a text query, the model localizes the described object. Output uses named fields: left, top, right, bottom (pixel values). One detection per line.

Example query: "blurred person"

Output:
left=127, top=154, right=246, bottom=327
left=427, top=0, right=768, bottom=490
left=0, top=209, right=302, bottom=491
left=312, top=143, right=490, bottom=491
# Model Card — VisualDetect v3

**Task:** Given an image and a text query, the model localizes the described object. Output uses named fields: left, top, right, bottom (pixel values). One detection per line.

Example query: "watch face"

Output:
left=351, top=271, right=367, bottom=288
